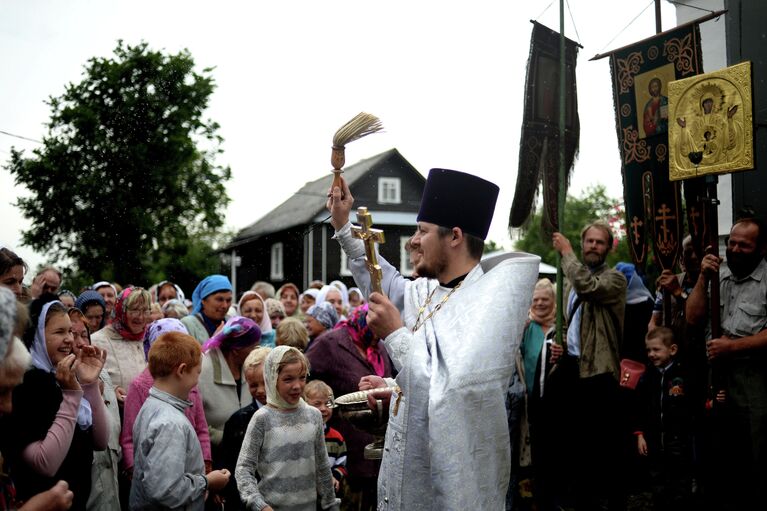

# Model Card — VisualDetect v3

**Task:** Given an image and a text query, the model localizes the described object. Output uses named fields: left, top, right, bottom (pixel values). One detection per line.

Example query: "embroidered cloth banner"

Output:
left=608, top=24, right=703, bottom=270
left=510, top=21, right=580, bottom=236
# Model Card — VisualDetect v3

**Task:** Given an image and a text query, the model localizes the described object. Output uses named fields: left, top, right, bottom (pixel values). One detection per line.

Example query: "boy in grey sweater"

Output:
left=130, top=331, right=230, bottom=510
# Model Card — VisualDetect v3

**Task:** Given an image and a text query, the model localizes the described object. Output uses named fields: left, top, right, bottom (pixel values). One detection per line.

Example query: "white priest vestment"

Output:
left=335, top=223, right=539, bottom=510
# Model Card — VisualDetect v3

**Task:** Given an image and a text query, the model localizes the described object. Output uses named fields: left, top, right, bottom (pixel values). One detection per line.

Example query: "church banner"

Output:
left=682, top=176, right=709, bottom=261
left=608, top=24, right=703, bottom=270
left=510, top=21, right=580, bottom=235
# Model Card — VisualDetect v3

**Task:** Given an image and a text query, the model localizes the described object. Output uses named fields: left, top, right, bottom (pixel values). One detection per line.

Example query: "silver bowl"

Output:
left=335, top=389, right=390, bottom=460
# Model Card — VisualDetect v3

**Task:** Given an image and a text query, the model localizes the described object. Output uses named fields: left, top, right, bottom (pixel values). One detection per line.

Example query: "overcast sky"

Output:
left=1, top=0, right=681, bottom=273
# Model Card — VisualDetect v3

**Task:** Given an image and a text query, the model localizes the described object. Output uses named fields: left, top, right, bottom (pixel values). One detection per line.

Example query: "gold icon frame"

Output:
left=668, top=61, right=753, bottom=181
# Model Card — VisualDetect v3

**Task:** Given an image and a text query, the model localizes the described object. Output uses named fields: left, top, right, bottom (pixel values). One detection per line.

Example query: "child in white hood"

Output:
left=236, top=346, right=340, bottom=511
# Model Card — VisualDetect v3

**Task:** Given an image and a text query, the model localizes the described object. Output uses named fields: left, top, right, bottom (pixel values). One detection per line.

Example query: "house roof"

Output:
left=226, top=148, right=417, bottom=249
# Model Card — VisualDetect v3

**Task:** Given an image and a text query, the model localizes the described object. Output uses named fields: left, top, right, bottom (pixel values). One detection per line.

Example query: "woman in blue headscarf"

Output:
left=181, top=275, right=233, bottom=344
left=75, top=290, right=107, bottom=334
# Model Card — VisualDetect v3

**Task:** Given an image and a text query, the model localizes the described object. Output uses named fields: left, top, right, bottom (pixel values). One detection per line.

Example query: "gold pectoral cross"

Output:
left=351, top=207, right=386, bottom=296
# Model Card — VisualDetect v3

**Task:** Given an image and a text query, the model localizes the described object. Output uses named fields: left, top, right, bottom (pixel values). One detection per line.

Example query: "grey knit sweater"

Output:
left=235, top=402, right=340, bottom=511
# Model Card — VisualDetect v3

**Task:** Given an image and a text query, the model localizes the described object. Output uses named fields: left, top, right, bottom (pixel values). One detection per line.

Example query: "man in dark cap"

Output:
left=327, top=169, right=540, bottom=510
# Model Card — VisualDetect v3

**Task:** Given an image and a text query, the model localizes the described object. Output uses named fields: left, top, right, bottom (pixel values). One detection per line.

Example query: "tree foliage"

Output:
left=483, top=239, right=502, bottom=254
left=515, top=185, right=632, bottom=267
left=7, top=41, right=231, bottom=286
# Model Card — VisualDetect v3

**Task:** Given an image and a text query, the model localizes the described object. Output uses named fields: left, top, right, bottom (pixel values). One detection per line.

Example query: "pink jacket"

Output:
left=120, top=367, right=212, bottom=469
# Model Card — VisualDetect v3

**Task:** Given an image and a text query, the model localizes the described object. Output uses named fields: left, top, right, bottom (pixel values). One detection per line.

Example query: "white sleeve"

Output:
left=333, top=222, right=407, bottom=312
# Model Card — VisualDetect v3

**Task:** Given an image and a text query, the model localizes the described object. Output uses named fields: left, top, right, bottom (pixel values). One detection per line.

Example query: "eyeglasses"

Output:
left=313, top=399, right=335, bottom=409
left=126, top=309, right=152, bottom=318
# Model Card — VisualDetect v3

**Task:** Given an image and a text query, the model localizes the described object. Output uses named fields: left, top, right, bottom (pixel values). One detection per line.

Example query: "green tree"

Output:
left=7, top=41, right=231, bottom=286
left=515, top=185, right=632, bottom=267
left=483, top=239, right=502, bottom=254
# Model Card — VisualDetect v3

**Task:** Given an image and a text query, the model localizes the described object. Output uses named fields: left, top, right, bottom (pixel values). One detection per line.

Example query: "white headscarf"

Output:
left=153, top=281, right=186, bottom=303
left=301, top=288, right=320, bottom=301
left=317, top=284, right=347, bottom=321
left=348, top=287, right=365, bottom=304
left=264, top=345, right=305, bottom=411
left=30, top=300, right=93, bottom=429
left=328, top=281, right=350, bottom=310
left=238, top=291, right=273, bottom=335
left=92, top=281, right=117, bottom=295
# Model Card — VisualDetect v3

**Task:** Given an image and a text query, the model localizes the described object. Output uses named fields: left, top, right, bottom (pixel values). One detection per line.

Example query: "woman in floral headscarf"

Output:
left=305, top=304, right=393, bottom=509
left=91, top=287, right=152, bottom=404
left=510, top=278, right=564, bottom=511
left=197, top=316, right=261, bottom=466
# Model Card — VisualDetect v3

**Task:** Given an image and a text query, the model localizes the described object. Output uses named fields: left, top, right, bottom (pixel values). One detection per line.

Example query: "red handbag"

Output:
left=619, top=359, right=645, bottom=389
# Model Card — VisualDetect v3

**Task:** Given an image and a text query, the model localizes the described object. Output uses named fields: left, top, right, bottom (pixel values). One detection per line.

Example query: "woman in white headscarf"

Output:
left=316, top=285, right=346, bottom=324
left=276, top=283, right=303, bottom=320
left=328, top=281, right=350, bottom=314
left=4, top=296, right=108, bottom=511
left=348, top=287, right=365, bottom=309
left=299, top=288, right=320, bottom=315
left=238, top=291, right=275, bottom=347
left=0, top=290, right=76, bottom=511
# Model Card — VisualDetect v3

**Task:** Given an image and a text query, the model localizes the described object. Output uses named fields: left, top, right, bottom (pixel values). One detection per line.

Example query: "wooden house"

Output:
left=223, top=148, right=426, bottom=295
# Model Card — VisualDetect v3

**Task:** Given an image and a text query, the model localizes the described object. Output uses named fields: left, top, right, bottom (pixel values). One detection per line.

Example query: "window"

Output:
left=400, top=236, right=415, bottom=276
left=270, top=243, right=284, bottom=281
left=378, top=177, right=401, bottom=204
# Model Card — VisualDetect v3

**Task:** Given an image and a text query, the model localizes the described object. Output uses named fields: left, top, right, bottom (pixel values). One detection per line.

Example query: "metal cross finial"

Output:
left=351, top=207, right=386, bottom=296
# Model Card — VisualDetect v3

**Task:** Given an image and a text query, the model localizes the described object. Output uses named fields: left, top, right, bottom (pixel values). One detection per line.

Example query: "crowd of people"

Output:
left=0, top=244, right=393, bottom=511
left=0, top=166, right=764, bottom=511
left=500, top=216, right=767, bottom=511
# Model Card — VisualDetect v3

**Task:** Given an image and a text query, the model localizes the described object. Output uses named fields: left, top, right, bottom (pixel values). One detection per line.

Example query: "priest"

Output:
left=327, top=168, right=539, bottom=510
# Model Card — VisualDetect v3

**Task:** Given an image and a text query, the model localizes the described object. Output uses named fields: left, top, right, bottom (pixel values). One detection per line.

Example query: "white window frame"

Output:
left=378, top=177, right=401, bottom=204
left=270, top=242, right=284, bottom=281
left=400, top=236, right=415, bottom=276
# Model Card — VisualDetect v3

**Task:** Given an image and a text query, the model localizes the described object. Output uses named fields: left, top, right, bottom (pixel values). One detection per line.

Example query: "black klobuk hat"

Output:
left=416, top=168, right=499, bottom=240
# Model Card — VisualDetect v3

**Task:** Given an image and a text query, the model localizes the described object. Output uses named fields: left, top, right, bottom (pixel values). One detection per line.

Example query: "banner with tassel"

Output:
left=510, top=21, right=580, bottom=235
left=600, top=24, right=703, bottom=270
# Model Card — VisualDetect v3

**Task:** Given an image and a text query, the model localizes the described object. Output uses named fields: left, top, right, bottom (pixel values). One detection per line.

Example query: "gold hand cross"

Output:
left=351, top=207, right=386, bottom=296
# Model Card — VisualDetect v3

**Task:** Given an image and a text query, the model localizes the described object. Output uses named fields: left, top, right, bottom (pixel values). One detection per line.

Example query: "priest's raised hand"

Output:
left=326, top=175, right=355, bottom=230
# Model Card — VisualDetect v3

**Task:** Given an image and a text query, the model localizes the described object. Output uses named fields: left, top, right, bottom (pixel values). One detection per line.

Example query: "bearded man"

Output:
left=552, top=222, right=627, bottom=510
left=327, top=168, right=539, bottom=510
left=686, top=217, right=767, bottom=509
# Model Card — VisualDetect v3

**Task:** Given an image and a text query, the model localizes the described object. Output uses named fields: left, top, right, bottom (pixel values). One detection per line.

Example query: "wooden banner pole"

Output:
left=556, top=0, right=566, bottom=346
